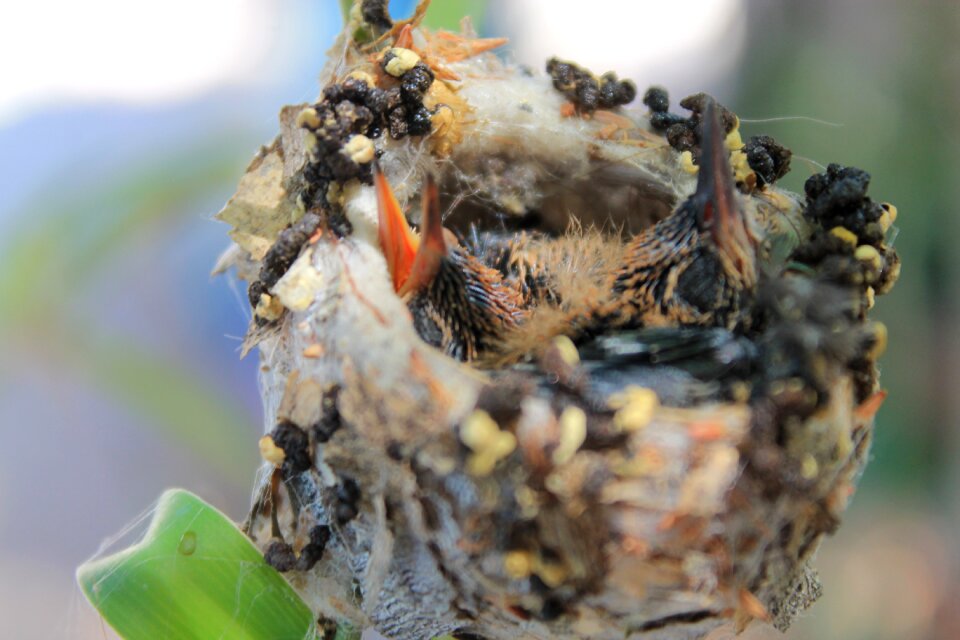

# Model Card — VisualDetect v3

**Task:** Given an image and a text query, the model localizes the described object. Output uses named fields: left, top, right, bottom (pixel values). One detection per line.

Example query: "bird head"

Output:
left=375, top=165, right=527, bottom=360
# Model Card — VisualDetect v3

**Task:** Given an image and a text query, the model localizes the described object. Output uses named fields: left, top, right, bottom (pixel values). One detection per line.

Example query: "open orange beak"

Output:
left=375, top=166, right=420, bottom=291
left=375, top=166, right=448, bottom=295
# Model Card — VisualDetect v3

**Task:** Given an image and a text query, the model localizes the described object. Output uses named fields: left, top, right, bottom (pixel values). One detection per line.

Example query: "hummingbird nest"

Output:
left=215, top=2, right=899, bottom=638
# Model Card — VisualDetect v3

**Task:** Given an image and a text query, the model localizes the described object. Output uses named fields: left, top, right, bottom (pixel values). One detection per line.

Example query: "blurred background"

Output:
left=0, top=1, right=956, bottom=638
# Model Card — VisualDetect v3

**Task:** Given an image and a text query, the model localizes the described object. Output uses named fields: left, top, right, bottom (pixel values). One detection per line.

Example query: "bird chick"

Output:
left=490, top=98, right=762, bottom=363
left=376, top=167, right=528, bottom=361
left=603, top=98, right=759, bottom=331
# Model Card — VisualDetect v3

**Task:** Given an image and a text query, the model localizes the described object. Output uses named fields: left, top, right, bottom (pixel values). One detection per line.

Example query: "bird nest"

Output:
left=215, top=2, right=899, bottom=638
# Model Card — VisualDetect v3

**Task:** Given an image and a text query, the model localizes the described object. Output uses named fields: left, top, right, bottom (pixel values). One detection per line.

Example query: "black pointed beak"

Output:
left=695, top=99, right=757, bottom=285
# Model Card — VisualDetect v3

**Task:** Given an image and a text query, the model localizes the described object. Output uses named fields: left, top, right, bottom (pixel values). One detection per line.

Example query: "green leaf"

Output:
left=77, top=489, right=316, bottom=640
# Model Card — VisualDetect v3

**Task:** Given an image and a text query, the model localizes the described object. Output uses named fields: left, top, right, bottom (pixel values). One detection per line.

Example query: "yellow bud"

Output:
left=724, top=125, right=743, bottom=151
left=258, top=435, right=285, bottom=467
left=552, top=335, right=580, bottom=367
left=346, top=70, right=375, bottom=86
left=829, top=226, right=858, bottom=248
left=255, top=293, right=284, bottom=321
left=612, top=386, right=659, bottom=432
left=800, top=454, right=819, bottom=480
left=383, top=47, right=420, bottom=77
left=867, top=322, right=888, bottom=360
left=881, top=202, right=898, bottom=223
left=460, top=410, right=499, bottom=450
left=504, top=550, right=534, bottom=579
left=342, top=134, right=375, bottom=164
left=855, top=244, right=882, bottom=271
left=553, top=406, right=587, bottom=465
left=296, top=107, right=320, bottom=129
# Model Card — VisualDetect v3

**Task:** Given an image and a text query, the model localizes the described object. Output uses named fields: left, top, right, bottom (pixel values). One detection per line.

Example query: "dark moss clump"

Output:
left=643, top=86, right=687, bottom=130
left=263, top=524, right=331, bottom=572
left=642, top=86, right=669, bottom=113
left=299, top=78, right=385, bottom=209
left=744, top=135, right=792, bottom=187
left=263, top=540, right=298, bottom=572
left=299, top=64, right=435, bottom=211
left=790, top=164, right=899, bottom=299
left=663, top=92, right=738, bottom=161
left=643, top=90, right=738, bottom=162
left=269, top=420, right=313, bottom=478
left=247, top=212, right=322, bottom=310
left=378, top=56, right=436, bottom=139
left=802, top=164, right=884, bottom=244
left=546, top=58, right=636, bottom=112
left=295, top=524, right=332, bottom=571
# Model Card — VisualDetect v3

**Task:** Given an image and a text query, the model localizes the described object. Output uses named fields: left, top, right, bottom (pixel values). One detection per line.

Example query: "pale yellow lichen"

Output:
left=800, top=454, right=819, bottom=480
left=855, top=244, right=882, bottom=271
left=259, top=435, right=285, bottom=467
left=867, top=322, right=888, bottom=359
left=504, top=550, right=534, bottom=579
left=680, top=150, right=698, bottom=174
left=515, top=485, right=540, bottom=519
left=829, top=226, right=859, bottom=248
left=730, top=148, right=752, bottom=184
left=272, top=250, right=324, bottom=312
left=610, top=386, right=659, bottom=432
left=878, top=209, right=893, bottom=233
left=383, top=47, right=420, bottom=77
left=255, top=292, right=285, bottom=321
left=535, top=559, right=569, bottom=589
left=296, top=107, right=320, bottom=129
left=552, top=335, right=580, bottom=367
left=552, top=406, right=587, bottom=465
left=724, top=119, right=743, bottom=150
left=881, top=202, right=898, bottom=224
left=461, top=410, right=517, bottom=476
left=346, top=70, right=375, bottom=86
left=303, top=131, right=318, bottom=154
left=342, top=134, right=375, bottom=164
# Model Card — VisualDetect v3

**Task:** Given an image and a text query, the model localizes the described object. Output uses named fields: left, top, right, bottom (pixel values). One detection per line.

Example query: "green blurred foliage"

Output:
left=0, top=135, right=257, bottom=484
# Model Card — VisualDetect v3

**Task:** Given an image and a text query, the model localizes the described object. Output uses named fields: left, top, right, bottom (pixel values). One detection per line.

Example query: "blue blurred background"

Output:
left=0, top=1, right=957, bottom=638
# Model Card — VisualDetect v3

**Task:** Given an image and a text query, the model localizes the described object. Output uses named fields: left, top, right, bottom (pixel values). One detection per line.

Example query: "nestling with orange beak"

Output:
left=375, top=166, right=528, bottom=361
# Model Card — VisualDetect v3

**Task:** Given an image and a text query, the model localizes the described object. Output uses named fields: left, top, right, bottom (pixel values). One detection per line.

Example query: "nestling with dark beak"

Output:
left=599, top=98, right=759, bottom=332
left=375, top=167, right=528, bottom=361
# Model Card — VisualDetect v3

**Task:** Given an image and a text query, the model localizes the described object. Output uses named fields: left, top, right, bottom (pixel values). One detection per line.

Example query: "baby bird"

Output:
left=602, top=98, right=759, bottom=332
left=375, top=167, right=527, bottom=361
left=485, top=98, right=762, bottom=361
